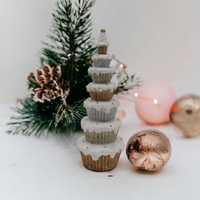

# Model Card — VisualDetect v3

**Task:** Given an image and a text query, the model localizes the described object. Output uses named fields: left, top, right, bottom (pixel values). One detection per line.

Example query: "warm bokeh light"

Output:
left=134, top=93, right=138, bottom=97
left=17, top=100, right=21, bottom=104
left=153, top=99, right=158, bottom=104
left=120, top=64, right=124, bottom=68
left=8, top=116, right=11, bottom=119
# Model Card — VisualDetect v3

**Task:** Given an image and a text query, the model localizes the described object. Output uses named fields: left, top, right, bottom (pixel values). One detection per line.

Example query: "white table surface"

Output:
left=1, top=99, right=200, bottom=200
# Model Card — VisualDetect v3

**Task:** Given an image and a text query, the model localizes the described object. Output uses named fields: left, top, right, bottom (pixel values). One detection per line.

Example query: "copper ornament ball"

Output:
left=126, top=129, right=171, bottom=171
left=170, top=94, right=200, bottom=137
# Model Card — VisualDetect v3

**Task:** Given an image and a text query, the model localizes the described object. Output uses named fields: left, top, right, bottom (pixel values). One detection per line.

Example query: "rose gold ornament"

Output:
left=126, top=129, right=171, bottom=171
left=170, top=94, right=200, bottom=137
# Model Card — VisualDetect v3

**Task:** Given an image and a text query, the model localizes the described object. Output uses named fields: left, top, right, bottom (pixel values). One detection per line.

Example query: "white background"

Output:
left=1, top=101, right=200, bottom=200
left=1, top=0, right=200, bottom=103
left=1, top=1, right=200, bottom=199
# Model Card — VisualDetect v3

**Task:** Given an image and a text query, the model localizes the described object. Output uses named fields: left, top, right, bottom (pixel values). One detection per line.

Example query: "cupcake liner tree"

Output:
left=77, top=29, right=125, bottom=172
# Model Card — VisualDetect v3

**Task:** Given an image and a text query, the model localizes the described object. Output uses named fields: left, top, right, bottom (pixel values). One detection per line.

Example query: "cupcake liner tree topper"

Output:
left=96, top=29, right=109, bottom=54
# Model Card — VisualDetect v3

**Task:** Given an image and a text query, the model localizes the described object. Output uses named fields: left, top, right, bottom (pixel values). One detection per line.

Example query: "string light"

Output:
left=134, top=93, right=159, bottom=105
left=112, top=55, right=127, bottom=69
left=120, top=64, right=124, bottom=68
left=8, top=116, right=11, bottom=119
left=153, top=99, right=158, bottom=104
left=17, top=100, right=21, bottom=104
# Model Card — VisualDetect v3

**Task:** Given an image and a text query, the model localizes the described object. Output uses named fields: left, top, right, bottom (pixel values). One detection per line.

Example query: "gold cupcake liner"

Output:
left=90, top=73, right=113, bottom=84
left=97, top=46, right=107, bottom=54
left=89, top=90, right=114, bottom=101
left=84, top=130, right=118, bottom=144
left=80, top=152, right=121, bottom=172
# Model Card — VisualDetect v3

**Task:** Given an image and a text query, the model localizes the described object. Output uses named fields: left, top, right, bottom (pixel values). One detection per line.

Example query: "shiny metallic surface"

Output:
left=126, top=129, right=171, bottom=171
left=170, top=94, right=200, bottom=137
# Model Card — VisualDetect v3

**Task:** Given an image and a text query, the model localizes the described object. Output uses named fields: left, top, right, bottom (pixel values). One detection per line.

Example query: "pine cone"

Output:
left=28, top=72, right=37, bottom=82
left=36, top=68, right=46, bottom=85
left=28, top=65, right=66, bottom=102
left=43, top=65, right=52, bottom=83
left=52, top=66, right=61, bottom=82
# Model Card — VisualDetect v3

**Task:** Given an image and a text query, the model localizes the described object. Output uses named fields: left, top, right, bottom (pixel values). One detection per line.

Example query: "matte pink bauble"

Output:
left=134, top=81, right=176, bottom=125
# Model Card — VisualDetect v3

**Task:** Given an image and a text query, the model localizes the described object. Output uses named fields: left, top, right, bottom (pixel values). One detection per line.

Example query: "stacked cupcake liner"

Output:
left=89, top=91, right=114, bottom=101
left=87, top=107, right=117, bottom=122
left=80, top=152, right=121, bottom=172
left=84, top=130, right=118, bottom=144
left=92, top=58, right=112, bottom=68
left=90, top=73, right=113, bottom=84
left=97, top=46, right=107, bottom=55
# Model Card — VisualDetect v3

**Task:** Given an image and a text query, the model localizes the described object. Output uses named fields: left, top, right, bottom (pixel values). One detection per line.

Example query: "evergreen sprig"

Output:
left=114, top=74, right=142, bottom=94
left=7, top=96, right=86, bottom=136
left=7, top=0, right=95, bottom=136
left=27, top=79, right=41, bottom=89
left=7, top=97, right=56, bottom=136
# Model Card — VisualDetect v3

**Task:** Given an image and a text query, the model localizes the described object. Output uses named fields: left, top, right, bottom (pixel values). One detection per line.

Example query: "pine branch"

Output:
left=114, top=74, right=143, bottom=94
left=7, top=96, right=85, bottom=136
left=27, top=79, right=41, bottom=89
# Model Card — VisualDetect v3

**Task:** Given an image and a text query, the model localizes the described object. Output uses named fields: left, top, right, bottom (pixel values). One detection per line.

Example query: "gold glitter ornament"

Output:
left=170, top=94, right=200, bottom=137
left=126, top=129, right=171, bottom=171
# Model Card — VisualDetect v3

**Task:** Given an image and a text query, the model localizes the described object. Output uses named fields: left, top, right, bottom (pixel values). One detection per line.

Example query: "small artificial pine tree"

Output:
left=7, top=0, right=96, bottom=136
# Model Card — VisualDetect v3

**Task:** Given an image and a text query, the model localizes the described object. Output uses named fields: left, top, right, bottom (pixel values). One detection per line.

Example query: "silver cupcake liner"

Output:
left=84, top=130, right=118, bottom=144
left=90, top=73, right=113, bottom=83
left=87, top=107, right=117, bottom=122
left=92, top=59, right=112, bottom=68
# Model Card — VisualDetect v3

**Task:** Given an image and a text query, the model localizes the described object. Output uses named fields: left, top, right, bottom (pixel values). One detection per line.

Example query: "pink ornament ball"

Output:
left=134, top=81, right=177, bottom=125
